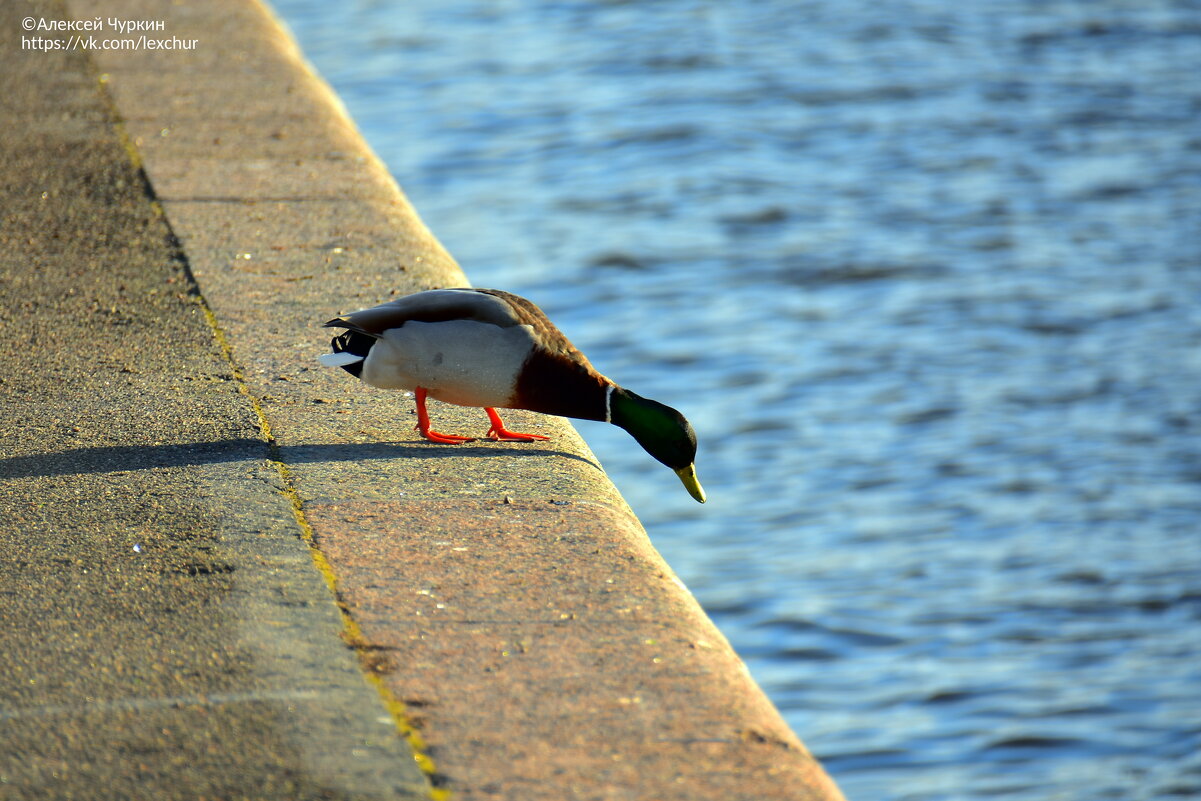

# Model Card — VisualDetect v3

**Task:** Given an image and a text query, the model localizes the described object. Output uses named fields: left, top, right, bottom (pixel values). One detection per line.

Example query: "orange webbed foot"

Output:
left=414, top=387, right=476, bottom=444
left=485, top=408, right=550, bottom=442
left=415, top=424, right=476, bottom=444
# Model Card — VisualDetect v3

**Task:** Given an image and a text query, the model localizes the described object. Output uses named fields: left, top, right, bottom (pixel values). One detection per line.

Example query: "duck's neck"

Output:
left=607, top=386, right=646, bottom=432
left=609, top=387, right=674, bottom=444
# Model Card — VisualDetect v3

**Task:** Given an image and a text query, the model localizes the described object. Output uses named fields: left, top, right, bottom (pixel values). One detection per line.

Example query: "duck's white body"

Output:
left=320, top=288, right=614, bottom=418
left=361, top=318, right=535, bottom=407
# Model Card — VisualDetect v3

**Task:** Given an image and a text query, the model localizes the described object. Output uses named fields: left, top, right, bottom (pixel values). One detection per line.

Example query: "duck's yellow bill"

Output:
left=674, top=464, right=706, bottom=503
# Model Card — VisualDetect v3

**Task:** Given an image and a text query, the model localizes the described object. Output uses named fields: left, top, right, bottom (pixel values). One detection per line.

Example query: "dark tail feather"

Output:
left=322, top=330, right=375, bottom=378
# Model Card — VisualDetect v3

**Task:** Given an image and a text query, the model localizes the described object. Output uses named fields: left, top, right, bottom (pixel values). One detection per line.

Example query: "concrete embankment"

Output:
left=0, top=1, right=845, bottom=799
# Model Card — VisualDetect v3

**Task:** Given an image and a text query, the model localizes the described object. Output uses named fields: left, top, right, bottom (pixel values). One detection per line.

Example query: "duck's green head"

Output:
left=610, top=388, right=706, bottom=503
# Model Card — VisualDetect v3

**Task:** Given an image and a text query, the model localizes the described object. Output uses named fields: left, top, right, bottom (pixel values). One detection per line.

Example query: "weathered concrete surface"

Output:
left=0, top=1, right=430, bottom=798
left=8, top=0, right=847, bottom=798
left=313, top=499, right=837, bottom=798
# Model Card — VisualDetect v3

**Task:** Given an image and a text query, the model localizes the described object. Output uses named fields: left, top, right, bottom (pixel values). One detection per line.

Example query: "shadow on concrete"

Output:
left=0, top=438, right=599, bottom=480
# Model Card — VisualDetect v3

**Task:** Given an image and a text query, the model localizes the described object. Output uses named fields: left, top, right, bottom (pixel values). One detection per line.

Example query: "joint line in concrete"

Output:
left=87, top=59, right=450, bottom=801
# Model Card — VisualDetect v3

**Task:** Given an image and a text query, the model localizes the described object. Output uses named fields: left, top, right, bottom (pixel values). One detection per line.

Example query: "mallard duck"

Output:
left=318, top=288, right=705, bottom=503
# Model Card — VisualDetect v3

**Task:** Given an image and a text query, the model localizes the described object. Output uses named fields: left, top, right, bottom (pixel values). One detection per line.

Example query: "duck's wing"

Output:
left=323, top=287, right=605, bottom=384
left=470, top=288, right=600, bottom=371
left=323, top=288, right=525, bottom=337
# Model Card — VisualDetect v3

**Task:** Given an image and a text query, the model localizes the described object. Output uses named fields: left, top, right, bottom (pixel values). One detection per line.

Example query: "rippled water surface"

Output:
left=272, top=1, right=1201, bottom=798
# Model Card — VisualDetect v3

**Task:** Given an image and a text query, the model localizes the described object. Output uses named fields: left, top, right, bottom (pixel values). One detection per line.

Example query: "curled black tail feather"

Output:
left=329, top=330, right=374, bottom=378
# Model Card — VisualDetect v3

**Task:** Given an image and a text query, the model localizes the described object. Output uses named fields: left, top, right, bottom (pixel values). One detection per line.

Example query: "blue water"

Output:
left=270, top=2, right=1201, bottom=798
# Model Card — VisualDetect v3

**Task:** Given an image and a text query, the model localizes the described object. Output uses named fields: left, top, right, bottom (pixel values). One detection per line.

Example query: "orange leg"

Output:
left=414, top=387, right=475, bottom=444
left=484, top=407, right=550, bottom=442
